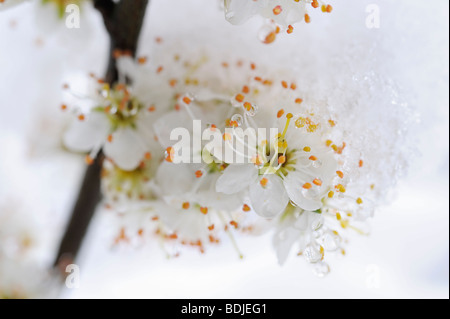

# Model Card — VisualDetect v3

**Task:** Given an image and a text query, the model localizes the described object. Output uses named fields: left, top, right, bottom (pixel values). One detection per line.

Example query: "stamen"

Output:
left=260, top=178, right=268, bottom=188
left=195, top=170, right=203, bottom=178
left=303, top=183, right=312, bottom=189
left=281, top=113, right=293, bottom=139
left=273, top=5, right=282, bottom=15
left=313, top=178, right=322, bottom=186
left=278, top=155, right=286, bottom=165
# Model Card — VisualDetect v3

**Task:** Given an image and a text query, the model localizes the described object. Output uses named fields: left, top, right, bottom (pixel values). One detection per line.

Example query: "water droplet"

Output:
left=225, top=11, right=235, bottom=20
left=231, top=114, right=243, bottom=126
left=312, top=160, right=323, bottom=168
left=230, top=97, right=242, bottom=108
left=321, top=232, right=341, bottom=251
left=311, top=215, right=324, bottom=231
left=246, top=103, right=259, bottom=117
left=303, top=245, right=322, bottom=264
left=313, top=261, right=330, bottom=278
left=313, top=229, right=323, bottom=239
left=258, top=21, right=278, bottom=44
left=302, top=187, right=319, bottom=199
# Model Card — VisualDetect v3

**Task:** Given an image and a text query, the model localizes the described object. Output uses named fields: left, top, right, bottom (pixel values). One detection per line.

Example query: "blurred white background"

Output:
left=0, top=0, right=448, bottom=298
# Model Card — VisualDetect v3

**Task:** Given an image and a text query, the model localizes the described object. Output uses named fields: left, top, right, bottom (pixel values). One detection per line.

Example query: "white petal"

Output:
left=63, top=112, right=109, bottom=152
left=216, top=164, right=256, bottom=195
left=249, top=174, right=289, bottom=218
left=273, top=224, right=300, bottom=265
left=284, top=173, right=323, bottom=211
left=153, top=110, right=192, bottom=149
left=103, top=127, right=146, bottom=171
left=155, top=162, right=197, bottom=197
left=195, top=174, right=244, bottom=211
left=224, top=0, right=263, bottom=25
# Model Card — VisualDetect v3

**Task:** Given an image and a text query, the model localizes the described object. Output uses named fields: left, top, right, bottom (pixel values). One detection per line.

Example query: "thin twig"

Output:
left=54, top=0, right=149, bottom=272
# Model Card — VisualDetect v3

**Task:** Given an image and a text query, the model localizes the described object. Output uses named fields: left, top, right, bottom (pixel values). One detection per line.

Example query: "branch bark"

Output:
left=54, top=0, right=149, bottom=272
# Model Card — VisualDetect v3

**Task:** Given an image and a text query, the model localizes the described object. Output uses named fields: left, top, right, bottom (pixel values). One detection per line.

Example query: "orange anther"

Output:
left=195, top=170, right=203, bottom=178
left=138, top=56, right=148, bottom=64
left=273, top=5, right=282, bottom=15
left=182, top=202, right=190, bottom=210
left=182, top=96, right=192, bottom=105
left=313, top=178, right=322, bottom=186
left=305, top=14, right=311, bottom=23
left=287, top=25, right=294, bottom=34
left=260, top=178, right=268, bottom=188
left=235, top=94, right=245, bottom=103
left=303, top=183, right=312, bottom=189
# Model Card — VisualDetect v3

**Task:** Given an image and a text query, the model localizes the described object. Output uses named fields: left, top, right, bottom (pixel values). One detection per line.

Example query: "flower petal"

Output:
left=155, top=162, right=197, bottom=197
left=283, top=173, right=323, bottom=211
left=273, top=223, right=300, bottom=265
left=249, top=174, right=289, bottom=218
left=216, top=164, right=256, bottom=195
left=224, top=0, right=263, bottom=25
left=103, top=127, right=147, bottom=171
left=63, top=112, right=109, bottom=153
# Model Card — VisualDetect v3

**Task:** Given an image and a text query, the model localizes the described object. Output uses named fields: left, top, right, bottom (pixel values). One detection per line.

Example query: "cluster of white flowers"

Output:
left=223, top=0, right=333, bottom=43
left=60, top=36, right=409, bottom=274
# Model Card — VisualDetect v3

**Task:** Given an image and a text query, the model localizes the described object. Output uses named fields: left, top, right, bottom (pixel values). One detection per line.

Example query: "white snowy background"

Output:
left=0, top=0, right=448, bottom=298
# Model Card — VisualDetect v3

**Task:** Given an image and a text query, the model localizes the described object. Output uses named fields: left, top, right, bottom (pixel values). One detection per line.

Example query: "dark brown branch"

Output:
left=54, top=0, right=149, bottom=271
